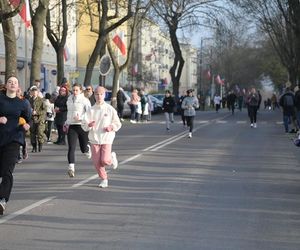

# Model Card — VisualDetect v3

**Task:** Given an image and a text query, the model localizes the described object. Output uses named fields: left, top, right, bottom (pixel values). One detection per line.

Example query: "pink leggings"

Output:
left=91, top=144, right=112, bottom=180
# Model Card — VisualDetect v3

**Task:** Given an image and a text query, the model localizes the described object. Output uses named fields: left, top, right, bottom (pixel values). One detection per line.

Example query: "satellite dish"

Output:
left=99, top=55, right=112, bottom=76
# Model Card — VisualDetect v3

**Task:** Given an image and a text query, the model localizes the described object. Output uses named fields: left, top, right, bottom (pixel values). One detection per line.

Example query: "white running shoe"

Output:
left=111, top=152, right=118, bottom=170
left=0, top=198, right=6, bottom=215
left=68, top=163, right=75, bottom=178
left=250, top=123, right=254, bottom=128
left=84, top=144, right=92, bottom=159
left=188, top=132, right=192, bottom=138
left=98, top=179, right=108, bottom=188
left=254, top=123, right=257, bottom=128
left=130, top=120, right=136, bottom=124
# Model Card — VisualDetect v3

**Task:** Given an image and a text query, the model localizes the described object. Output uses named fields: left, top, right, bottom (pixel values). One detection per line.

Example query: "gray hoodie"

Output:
left=181, top=96, right=199, bottom=116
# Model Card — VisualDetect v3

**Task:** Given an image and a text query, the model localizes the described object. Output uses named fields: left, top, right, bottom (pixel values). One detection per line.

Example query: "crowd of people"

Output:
left=1, top=75, right=300, bottom=215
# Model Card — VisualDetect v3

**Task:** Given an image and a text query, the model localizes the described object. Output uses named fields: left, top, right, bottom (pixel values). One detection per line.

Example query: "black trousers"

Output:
left=0, top=142, right=20, bottom=202
left=67, top=125, right=89, bottom=164
left=185, top=116, right=195, bottom=132
left=248, top=106, right=258, bottom=123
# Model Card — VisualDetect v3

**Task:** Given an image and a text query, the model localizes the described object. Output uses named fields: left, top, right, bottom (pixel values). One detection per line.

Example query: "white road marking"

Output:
left=0, top=196, right=56, bottom=225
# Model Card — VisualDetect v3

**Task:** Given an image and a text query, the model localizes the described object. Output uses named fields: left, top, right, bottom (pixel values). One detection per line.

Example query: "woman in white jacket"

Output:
left=65, top=83, right=91, bottom=177
left=82, top=86, right=121, bottom=188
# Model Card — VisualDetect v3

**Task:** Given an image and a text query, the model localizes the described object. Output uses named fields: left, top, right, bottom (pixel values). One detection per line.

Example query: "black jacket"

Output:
left=54, top=95, right=68, bottom=125
left=163, top=96, right=175, bottom=113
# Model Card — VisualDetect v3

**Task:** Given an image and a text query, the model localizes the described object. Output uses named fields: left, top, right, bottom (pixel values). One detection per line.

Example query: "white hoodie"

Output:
left=66, top=93, right=91, bottom=125
left=82, top=102, right=121, bottom=145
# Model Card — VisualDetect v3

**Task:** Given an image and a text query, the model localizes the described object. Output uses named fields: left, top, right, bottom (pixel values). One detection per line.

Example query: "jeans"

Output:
left=164, top=112, right=174, bottom=129
left=283, top=115, right=291, bottom=132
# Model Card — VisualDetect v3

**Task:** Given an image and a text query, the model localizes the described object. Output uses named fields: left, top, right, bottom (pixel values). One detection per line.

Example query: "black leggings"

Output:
left=67, top=125, right=89, bottom=164
left=0, top=142, right=20, bottom=202
left=185, top=116, right=195, bottom=132
left=248, top=106, right=257, bottom=123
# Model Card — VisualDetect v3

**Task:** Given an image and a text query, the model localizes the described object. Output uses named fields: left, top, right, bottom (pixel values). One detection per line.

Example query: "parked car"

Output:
left=151, top=93, right=165, bottom=102
left=146, top=94, right=163, bottom=113
left=105, top=90, right=131, bottom=117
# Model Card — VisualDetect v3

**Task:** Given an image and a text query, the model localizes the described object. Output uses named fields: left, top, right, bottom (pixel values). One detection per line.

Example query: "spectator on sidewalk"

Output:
left=29, top=86, right=46, bottom=153
left=54, top=86, right=68, bottom=145
left=116, top=87, right=127, bottom=121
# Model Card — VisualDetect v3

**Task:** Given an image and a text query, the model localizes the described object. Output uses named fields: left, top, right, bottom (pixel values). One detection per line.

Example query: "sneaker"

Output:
left=111, top=152, right=118, bottom=170
left=166, top=127, right=170, bottom=131
left=130, top=120, right=136, bottom=124
left=47, top=140, right=53, bottom=144
left=68, top=164, right=75, bottom=178
left=250, top=123, right=254, bottom=128
left=120, top=118, right=124, bottom=122
left=254, top=123, right=257, bottom=128
left=188, top=132, right=192, bottom=138
left=22, top=148, right=28, bottom=160
left=84, top=144, right=92, bottom=159
left=98, top=179, right=108, bottom=188
left=0, top=198, right=6, bottom=215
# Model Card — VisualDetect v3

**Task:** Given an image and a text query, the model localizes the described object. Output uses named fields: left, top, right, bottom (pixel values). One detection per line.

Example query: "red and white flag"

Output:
left=10, top=0, right=31, bottom=28
left=112, top=31, right=126, bottom=56
left=215, top=75, right=224, bottom=85
left=132, top=63, right=138, bottom=76
left=63, top=46, right=70, bottom=62
left=204, top=69, right=211, bottom=80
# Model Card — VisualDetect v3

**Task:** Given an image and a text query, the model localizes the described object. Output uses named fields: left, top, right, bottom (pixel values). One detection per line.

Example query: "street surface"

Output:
left=0, top=109, right=300, bottom=250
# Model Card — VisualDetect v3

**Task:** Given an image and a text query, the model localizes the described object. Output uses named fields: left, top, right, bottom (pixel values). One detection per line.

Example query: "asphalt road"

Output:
left=0, top=108, right=300, bottom=250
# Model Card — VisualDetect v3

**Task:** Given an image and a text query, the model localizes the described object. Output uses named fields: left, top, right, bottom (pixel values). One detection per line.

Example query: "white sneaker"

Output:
left=111, top=152, right=118, bottom=170
left=84, top=144, right=92, bottom=159
left=188, top=132, right=192, bottom=138
left=0, top=198, right=6, bottom=215
left=68, top=164, right=75, bottom=178
left=130, top=120, right=136, bottom=124
left=98, top=179, right=108, bottom=188
left=250, top=123, right=254, bottom=128
left=254, top=123, right=257, bottom=128
left=120, top=118, right=124, bottom=122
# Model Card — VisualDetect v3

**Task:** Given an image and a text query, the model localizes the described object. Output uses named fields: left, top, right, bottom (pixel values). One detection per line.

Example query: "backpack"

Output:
left=283, top=94, right=294, bottom=107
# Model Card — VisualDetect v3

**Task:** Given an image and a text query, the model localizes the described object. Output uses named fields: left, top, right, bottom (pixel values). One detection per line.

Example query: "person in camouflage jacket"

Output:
left=29, top=86, right=46, bottom=152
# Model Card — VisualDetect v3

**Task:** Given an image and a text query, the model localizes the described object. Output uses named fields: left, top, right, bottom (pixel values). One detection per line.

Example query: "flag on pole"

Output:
left=112, top=31, right=126, bottom=56
left=132, top=63, right=138, bottom=76
left=63, top=46, right=70, bottom=62
left=204, top=69, right=211, bottom=80
left=215, top=75, right=224, bottom=85
left=10, top=0, right=31, bottom=28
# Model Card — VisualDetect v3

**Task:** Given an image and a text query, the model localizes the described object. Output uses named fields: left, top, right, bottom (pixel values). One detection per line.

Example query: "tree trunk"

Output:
left=0, top=0, right=17, bottom=80
left=30, top=0, right=49, bottom=86
left=169, top=27, right=184, bottom=98
left=2, top=18, right=17, bottom=80
left=111, top=69, right=120, bottom=108
left=57, top=46, right=65, bottom=86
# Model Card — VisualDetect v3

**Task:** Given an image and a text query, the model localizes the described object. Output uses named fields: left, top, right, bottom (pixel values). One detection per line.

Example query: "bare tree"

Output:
left=229, top=0, right=300, bottom=86
left=0, top=0, right=24, bottom=22
left=0, top=0, right=25, bottom=79
left=107, top=0, right=151, bottom=107
left=29, top=0, right=50, bottom=85
left=151, top=0, right=218, bottom=98
left=45, top=0, right=71, bottom=86
left=79, top=0, right=133, bottom=87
